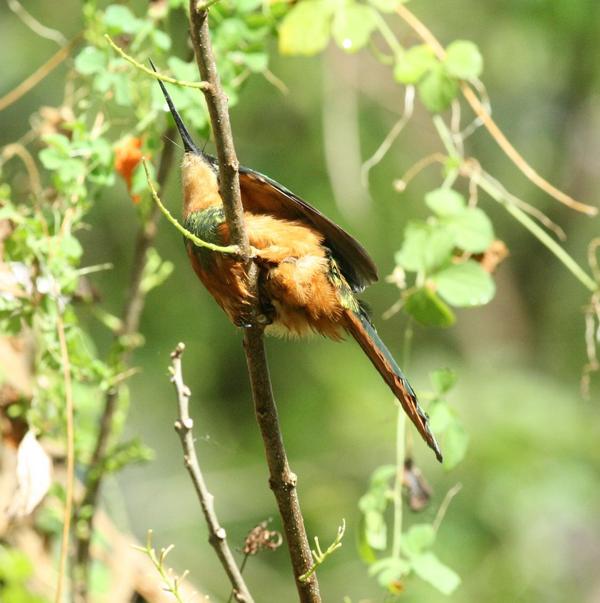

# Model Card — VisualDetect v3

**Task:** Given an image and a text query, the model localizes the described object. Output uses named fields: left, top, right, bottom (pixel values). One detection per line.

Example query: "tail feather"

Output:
left=344, top=308, right=443, bottom=462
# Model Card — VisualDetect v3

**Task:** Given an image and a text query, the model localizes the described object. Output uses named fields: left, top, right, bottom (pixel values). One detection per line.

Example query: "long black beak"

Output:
left=150, top=59, right=200, bottom=155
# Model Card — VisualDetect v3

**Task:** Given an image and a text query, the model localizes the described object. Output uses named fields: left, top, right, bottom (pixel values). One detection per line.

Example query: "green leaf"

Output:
left=445, top=40, right=483, bottom=80
left=395, top=222, right=455, bottom=274
left=404, top=288, right=456, bottom=327
left=411, top=552, right=461, bottom=595
left=0, top=546, right=33, bottom=582
left=362, top=509, right=387, bottom=550
left=402, top=523, right=436, bottom=556
left=444, top=421, right=469, bottom=469
left=430, top=368, right=457, bottom=394
left=444, top=207, right=494, bottom=253
left=368, top=0, right=406, bottom=13
left=357, top=516, right=378, bottom=564
left=229, top=51, right=268, bottom=73
left=428, top=400, right=453, bottom=433
left=358, top=464, right=396, bottom=550
left=103, top=5, right=143, bottom=35
left=425, top=188, right=466, bottom=216
left=394, top=45, right=436, bottom=84
left=332, top=4, right=377, bottom=53
left=151, top=29, right=172, bottom=51
left=237, top=0, right=264, bottom=10
left=417, top=64, right=458, bottom=112
left=431, top=260, right=495, bottom=307
left=278, top=0, right=334, bottom=56
left=74, top=47, right=106, bottom=75
left=368, top=556, right=411, bottom=587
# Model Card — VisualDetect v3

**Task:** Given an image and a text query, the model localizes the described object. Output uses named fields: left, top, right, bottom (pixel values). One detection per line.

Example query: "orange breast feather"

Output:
left=187, top=211, right=345, bottom=338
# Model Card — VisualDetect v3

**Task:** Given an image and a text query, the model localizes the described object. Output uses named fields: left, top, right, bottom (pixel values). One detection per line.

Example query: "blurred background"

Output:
left=1, top=1, right=600, bottom=601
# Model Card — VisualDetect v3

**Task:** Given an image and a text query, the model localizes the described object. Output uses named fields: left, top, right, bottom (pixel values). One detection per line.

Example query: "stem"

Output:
left=373, top=12, right=403, bottom=57
left=392, top=409, right=406, bottom=559
left=498, top=190, right=597, bottom=293
left=104, top=34, right=209, bottom=90
left=395, top=2, right=597, bottom=217
left=432, top=116, right=598, bottom=293
left=392, top=321, right=413, bottom=559
left=73, top=133, right=176, bottom=602
left=170, top=344, right=253, bottom=603
left=0, top=36, right=79, bottom=112
left=54, top=313, right=75, bottom=603
left=142, top=158, right=239, bottom=255
left=188, top=4, right=320, bottom=601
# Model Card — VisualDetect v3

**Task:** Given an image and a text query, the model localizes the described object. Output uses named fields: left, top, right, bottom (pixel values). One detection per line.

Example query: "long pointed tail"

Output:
left=344, top=308, right=443, bottom=462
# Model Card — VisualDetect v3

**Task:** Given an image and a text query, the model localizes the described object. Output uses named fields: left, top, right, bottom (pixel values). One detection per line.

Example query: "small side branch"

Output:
left=142, top=158, right=240, bottom=255
left=169, top=343, right=253, bottom=603
left=104, top=35, right=209, bottom=91
left=299, top=520, right=346, bottom=583
left=395, top=3, right=598, bottom=217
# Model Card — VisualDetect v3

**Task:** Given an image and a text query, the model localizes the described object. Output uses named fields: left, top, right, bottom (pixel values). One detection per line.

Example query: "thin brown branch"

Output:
left=170, top=343, right=253, bottom=603
left=73, top=132, right=176, bottom=602
left=395, top=3, right=598, bottom=217
left=0, top=37, right=79, bottom=112
left=8, top=0, right=67, bottom=45
left=188, top=4, right=320, bottom=601
left=54, top=313, right=75, bottom=603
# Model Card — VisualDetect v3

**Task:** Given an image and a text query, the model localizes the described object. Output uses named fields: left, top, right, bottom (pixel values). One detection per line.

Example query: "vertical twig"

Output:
left=170, top=343, right=254, bottom=603
left=54, top=313, right=75, bottom=603
left=187, top=4, right=320, bottom=601
left=73, top=132, right=176, bottom=602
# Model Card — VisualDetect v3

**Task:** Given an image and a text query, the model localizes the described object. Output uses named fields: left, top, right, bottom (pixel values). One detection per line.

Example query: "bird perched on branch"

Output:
left=154, top=75, right=442, bottom=462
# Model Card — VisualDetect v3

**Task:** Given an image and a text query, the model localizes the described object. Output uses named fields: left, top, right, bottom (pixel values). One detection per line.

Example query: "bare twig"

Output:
left=0, top=37, right=79, bottom=112
left=104, top=35, right=210, bottom=91
left=54, top=313, right=75, bottom=603
left=361, top=86, right=415, bottom=188
left=8, top=0, right=67, bottom=45
left=299, top=520, right=346, bottom=583
left=169, top=344, right=253, bottom=603
left=187, top=4, right=320, bottom=601
left=394, top=3, right=598, bottom=217
left=142, top=158, right=240, bottom=254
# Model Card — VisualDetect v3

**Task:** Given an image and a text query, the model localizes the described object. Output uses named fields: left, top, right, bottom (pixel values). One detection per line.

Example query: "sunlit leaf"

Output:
left=431, top=260, right=495, bottom=307
left=430, top=368, right=458, bottom=394
left=402, top=523, right=436, bottom=556
left=278, top=0, right=333, bottom=56
left=428, top=400, right=453, bottom=433
left=445, top=40, right=483, bottom=80
left=417, top=64, right=458, bottom=112
left=395, top=222, right=455, bottom=274
left=411, top=552, right=461, bottom=595
left=425, top=188, right=466, bottom=216
left=394, top=45, right=436, bottom=84
left=103, top=5, right=143, bottom=35
left=332, top=4, right=377, bottom=52
left=444, top=207, right=494, bottom=253
left=368, top=0, right=408, bottom=13
left=444, top=421, right=469, bottom=469
left=369, top=556, right=411, bottom=587
left=74, top=47, right=106, bottom=75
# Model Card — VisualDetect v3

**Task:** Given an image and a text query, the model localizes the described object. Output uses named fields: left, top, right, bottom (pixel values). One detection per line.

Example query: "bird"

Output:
left=154, top=73, right=442, bottom=462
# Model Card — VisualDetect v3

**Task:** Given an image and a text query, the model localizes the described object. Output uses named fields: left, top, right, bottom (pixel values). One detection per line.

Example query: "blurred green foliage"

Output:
left=0, top=1, right=598, bottom=602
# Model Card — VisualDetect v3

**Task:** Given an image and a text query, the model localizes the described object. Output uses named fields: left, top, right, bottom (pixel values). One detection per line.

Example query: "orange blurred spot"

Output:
left=114, top=137, right=144, bottom=203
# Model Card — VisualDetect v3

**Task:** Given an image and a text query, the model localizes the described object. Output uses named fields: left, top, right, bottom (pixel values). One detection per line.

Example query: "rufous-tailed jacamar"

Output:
left=155, top=76, right=442, bottom=462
